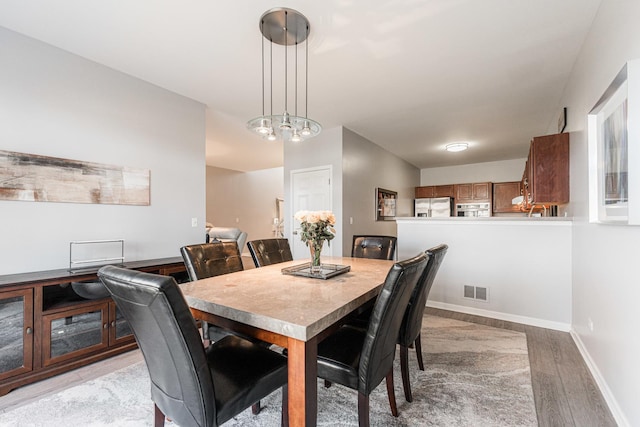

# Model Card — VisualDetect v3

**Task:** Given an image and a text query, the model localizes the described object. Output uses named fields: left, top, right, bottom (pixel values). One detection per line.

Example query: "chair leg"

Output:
left=281, top=385, right=289, bottom=427
left=385, top=369, right=398, bottom=417
left=415, top=333, right=425, bottom=371
left=400, top=344, right=413, bottom=403
left=357, top=392, right=370, bottom=427
left=154, top=404, right=165, bottom=427
left=251, top=401, right=261, bottom=415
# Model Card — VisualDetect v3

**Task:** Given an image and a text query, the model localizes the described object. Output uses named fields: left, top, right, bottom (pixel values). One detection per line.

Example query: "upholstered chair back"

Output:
left=180, top=242, right=243, bottom=282
left=351, top=235, right=397, bottom=260
left=247, top=238, right=293, bottom=268
left=398, top=244, right=448, bottom=347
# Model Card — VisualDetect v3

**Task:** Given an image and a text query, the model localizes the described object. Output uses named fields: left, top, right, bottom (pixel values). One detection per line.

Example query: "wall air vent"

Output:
left=463, top=285, right=489, bottom=302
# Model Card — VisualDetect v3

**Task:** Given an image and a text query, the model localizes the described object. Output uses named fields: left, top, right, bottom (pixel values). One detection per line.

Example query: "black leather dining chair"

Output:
left=351, top=235, right=397, bottom=260
left=180, top=242, right=265, bottom=415
left=398, top=244, right=448, bottom=402
left=180, top=242, right=244, bottom=343
left=97, top=265, right=288, bottom=427
left=247, top=238, right=293, bottom=268
left=316, top=252, right=429, bottom=426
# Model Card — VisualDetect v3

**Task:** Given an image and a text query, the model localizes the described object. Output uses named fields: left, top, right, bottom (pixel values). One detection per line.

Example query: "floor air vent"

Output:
left=463, top=285, right=489, bottom=302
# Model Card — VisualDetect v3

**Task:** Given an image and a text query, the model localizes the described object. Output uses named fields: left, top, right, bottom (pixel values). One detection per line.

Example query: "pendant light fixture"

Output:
left=247, top=8, right=321, bottom=142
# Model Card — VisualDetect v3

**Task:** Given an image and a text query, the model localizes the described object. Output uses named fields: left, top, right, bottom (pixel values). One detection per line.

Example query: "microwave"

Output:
left=456, top=202, right=491, bottom=217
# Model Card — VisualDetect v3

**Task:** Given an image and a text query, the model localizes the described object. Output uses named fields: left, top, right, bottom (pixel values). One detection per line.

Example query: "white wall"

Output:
left=342, top=128, right=420, bottom=255
left=555, top=1, right=640, bottom=425
left=397, top=218, right=572, bottom=330
left=206, top=166, right=284, bottom=252
left=420, top=158, right=526, bottom=185
left=284, top=127, right=344, bottom=255
left=283, top=126, right=420, bottom=257
left=0, top=27, right=205, bottom=275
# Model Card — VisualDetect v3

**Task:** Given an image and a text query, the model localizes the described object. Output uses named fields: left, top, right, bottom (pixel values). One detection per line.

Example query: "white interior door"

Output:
left=290, top=166, right=332, bottom=259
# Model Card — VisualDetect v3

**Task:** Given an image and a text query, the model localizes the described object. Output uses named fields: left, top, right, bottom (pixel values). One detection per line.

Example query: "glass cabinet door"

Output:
left=108, top=302, right=134, bottom=345
left=0, top=289, right=33, bottom=381
left=42, top=303, right=109, bottom=367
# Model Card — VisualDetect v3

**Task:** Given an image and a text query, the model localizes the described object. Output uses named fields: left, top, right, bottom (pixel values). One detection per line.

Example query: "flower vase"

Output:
left=309, top=243, right=323, bottom=274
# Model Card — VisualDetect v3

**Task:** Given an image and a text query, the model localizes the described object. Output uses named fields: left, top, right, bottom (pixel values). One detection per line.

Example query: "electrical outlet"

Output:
left=191, top=218, right=198, bottom=227
left=349, top=217, right=353, bottom=225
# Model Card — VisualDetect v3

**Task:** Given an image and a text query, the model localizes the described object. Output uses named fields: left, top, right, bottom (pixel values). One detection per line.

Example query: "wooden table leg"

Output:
left=287, top=336, right=318, bottom=427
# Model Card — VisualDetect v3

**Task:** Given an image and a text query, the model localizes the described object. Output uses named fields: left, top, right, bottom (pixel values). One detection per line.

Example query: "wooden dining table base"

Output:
left=190, top=308, right=320, bottom=426
left=287, top=336, right=318, bottom=426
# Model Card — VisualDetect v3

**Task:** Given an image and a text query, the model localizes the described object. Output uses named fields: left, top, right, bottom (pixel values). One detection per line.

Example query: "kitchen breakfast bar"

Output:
left=395, top=217, right=572, bottom=331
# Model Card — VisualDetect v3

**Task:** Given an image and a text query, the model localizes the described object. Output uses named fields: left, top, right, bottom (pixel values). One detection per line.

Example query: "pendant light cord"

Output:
left=295, top=37, right=298, bottom=118
left=305, top=24, right=309, bottom=119
left=284, top=11, right=288, bottom=113
left=261, top=25, right=265, bottom=117
left=270, top=38, right=273, bottom=117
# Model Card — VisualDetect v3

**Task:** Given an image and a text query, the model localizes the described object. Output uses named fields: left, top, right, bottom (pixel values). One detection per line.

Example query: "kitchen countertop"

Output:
left=394, top=216, right=572, bottom=226
left=395, top=216, right=571, bottom=221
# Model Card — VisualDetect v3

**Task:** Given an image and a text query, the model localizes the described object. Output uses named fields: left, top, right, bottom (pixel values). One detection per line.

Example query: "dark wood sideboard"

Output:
left=0, top=257, right=187, bottom=396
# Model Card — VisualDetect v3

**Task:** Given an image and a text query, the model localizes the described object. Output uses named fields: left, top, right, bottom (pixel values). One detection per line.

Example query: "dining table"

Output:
left=179, top=256, right=395, bottom=427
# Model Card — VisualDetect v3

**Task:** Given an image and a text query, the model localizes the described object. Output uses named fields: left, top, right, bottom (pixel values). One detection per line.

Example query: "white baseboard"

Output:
left=570, top=329, right=629, bottom=427
left=427, top=301, right=571, bottom=332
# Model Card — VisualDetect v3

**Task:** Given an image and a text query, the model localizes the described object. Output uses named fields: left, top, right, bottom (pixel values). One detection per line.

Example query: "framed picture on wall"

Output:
left=588, top=59, right=639, bottom=224
left=376, top=188, right=397, bottom=221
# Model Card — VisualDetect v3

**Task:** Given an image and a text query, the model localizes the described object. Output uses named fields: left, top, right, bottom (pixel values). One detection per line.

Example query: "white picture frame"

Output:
left=588, top=59, right=640, bottom=224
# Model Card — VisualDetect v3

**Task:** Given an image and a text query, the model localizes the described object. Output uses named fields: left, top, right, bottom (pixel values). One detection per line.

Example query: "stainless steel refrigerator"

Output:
left=414, top=197, right=454, bottom=217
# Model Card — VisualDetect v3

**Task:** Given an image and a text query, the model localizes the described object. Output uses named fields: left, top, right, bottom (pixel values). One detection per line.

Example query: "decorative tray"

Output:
left=281, top=262, right=351, bottom=280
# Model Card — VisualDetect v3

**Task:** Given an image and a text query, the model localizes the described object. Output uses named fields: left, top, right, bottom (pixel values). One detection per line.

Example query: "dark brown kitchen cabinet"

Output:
left=523, top=133, right=569, bottom=206
left=455, top=182, right=492, bottom=203
left=415, top=185, right=454, bottom=198
left=0, top=257, right=186, bottom=396
left=493, top=181, right=522, bottom=213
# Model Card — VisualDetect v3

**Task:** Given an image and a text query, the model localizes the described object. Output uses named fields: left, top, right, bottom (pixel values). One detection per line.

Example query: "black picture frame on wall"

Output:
left=376, top=187, right=397, bottom=221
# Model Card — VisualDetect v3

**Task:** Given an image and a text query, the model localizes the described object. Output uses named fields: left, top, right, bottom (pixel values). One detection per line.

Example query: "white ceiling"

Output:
left=0, top=0, right=602, bottom=172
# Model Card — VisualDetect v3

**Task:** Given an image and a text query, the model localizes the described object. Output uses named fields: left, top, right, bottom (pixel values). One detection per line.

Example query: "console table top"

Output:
left=0, top=257, right=184, bottom=289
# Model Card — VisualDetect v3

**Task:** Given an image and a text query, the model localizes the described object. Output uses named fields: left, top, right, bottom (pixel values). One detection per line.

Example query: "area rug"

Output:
left=0, top=315, right=537, bottom=426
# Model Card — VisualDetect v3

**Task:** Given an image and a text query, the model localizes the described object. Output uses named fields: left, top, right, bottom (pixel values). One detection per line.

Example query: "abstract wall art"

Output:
left=0, top=150, right=150, bottom=205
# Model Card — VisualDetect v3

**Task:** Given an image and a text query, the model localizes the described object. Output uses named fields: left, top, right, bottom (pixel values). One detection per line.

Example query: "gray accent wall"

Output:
left=342, top=128, right=420, bottom=256
left=0, top=27, right=205, bottom=275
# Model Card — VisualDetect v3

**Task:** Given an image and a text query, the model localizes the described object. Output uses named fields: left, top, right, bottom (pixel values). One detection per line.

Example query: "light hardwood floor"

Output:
left=427, top=307, right=617, bottom=427
left=0, top=308, right=618, bottom=426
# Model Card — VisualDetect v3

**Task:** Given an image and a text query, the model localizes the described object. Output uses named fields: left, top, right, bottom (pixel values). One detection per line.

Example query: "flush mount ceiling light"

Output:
left=247, top=8, right=321, bottom=142
left=445, top=142, right=469, bottom=152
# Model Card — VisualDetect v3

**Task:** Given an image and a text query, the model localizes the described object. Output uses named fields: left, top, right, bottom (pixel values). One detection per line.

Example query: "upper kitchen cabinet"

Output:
left=523, top=133, right=569, bottom=205
left=455, top=182, right=492, bottom=203
left=493, top=181, right=522, bottom=213
left=415, top=185, right=455, bottom=198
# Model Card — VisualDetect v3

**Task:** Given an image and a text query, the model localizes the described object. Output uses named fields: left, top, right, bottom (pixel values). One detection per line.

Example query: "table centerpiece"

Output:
left=294, top=210, right=336, bottom=273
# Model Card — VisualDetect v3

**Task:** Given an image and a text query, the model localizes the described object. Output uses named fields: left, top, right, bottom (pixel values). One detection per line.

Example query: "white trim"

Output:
left=570, top=329, right=630, bottom=427
left=427, top=301, right=571, bottom=332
